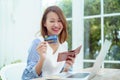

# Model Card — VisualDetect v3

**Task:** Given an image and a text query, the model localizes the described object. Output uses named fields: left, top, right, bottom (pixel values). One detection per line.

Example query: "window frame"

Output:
left=72, top=0, right=120, bottom=71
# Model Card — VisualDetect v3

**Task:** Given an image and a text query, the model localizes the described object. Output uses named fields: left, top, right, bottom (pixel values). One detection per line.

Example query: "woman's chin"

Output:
left=52, top=33, right=59, bottom=35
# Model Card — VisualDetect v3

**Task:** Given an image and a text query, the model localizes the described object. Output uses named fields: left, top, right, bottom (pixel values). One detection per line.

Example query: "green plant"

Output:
left=11, top=59, right=22, bottom=64
left=0, top=76, right=2, bottom=80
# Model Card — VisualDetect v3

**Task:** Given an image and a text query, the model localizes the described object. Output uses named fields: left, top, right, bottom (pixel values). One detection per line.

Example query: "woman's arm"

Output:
left=35, top=58, right=45, bottom=76
left=22, top=39, right=43, bottom=80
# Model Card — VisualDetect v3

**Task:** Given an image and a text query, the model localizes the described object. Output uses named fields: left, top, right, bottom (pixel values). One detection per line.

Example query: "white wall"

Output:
left=0, top=0, right=42, bottom=67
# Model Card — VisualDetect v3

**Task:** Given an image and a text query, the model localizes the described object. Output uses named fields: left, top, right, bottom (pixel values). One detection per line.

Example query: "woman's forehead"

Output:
left=46, top=12, right=60, bottom=19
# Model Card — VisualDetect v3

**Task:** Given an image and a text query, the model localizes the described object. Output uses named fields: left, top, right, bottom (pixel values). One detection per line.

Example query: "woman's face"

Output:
left=44, top=11, right=63, bottom=36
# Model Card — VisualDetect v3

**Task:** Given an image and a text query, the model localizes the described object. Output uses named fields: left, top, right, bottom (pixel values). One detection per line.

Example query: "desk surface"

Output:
left=33, top=68, right=120, bottom=80
left=83, top=68, right=120, bottom=80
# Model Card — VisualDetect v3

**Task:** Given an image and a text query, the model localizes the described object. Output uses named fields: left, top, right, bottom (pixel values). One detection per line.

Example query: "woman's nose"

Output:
left=54, top=22, right=59, bottom=27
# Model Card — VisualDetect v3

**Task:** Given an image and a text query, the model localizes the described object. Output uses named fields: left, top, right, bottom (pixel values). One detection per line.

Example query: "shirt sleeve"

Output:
left=22, top=38, right=42, bottom=80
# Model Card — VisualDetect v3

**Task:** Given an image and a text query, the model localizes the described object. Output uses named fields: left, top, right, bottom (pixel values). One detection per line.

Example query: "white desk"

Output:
left=82, top=68, right=120, bottom=80
left=33, top=68, right=120, bottom=80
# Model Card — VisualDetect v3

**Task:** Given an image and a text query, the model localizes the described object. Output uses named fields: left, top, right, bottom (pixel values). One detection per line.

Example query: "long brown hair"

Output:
left=40, top=5, right=68, bottom=44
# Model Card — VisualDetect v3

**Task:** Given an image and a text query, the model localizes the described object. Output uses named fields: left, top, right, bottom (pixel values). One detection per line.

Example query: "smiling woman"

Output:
left=21, top=5, right=76, bottom=80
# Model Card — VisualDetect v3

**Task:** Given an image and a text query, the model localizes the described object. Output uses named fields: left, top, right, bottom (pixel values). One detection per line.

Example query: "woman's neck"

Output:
left=49, top=42, right=59, bottom=54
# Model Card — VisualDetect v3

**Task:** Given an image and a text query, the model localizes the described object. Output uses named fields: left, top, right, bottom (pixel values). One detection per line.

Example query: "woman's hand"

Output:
left=63, top=54, right=76, bottom=72
left=36, top=41, right=47, bottom=60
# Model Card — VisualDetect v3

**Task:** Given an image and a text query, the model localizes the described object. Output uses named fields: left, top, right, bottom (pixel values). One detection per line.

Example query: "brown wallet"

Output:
left=57, top=45, right=82, bottom=62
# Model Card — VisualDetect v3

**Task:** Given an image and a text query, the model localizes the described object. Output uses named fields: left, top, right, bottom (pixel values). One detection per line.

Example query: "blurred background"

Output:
left=0, top=0, right=120, bottom=73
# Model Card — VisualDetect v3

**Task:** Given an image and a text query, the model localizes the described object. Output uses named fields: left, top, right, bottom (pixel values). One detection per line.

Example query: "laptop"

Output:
left=58, top=39, right=112, bottom=80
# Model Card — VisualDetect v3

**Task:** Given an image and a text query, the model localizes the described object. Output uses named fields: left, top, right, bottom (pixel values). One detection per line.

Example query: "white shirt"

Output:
left=39, top=37, right=68, bottom=77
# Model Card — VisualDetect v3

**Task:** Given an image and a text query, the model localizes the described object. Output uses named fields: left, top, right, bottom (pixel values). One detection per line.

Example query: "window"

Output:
left=84, top=0, right=120, bottom=68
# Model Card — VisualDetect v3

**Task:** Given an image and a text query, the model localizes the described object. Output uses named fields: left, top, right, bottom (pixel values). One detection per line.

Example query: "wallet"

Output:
left=57, top=45, right=82, bottom=62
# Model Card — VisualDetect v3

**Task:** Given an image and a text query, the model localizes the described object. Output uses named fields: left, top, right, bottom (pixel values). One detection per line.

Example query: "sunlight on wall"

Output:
left=42, top=0, right=61, bottom=10
left=0, top=0, right=42, bottom=67
left=42, top=0, right=57, bottom=7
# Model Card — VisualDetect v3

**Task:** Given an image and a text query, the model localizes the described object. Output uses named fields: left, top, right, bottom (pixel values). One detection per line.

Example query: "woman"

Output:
left=22, top=5, right=75, bottom=80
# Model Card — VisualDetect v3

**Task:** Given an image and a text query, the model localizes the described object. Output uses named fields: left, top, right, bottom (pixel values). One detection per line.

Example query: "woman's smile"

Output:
left=52, top=27, right=61, bottom=33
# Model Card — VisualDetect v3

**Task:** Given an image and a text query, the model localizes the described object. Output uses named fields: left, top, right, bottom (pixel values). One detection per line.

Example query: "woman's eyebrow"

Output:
left=49, top=18, right=60, bottom=20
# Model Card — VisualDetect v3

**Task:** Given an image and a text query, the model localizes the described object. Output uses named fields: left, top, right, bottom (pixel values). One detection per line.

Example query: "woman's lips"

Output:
left=52, top=28, right=60, bottom=33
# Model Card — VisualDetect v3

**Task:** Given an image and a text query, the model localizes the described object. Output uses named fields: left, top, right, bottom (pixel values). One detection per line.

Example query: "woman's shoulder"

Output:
left=28, top=36, right=44, bottom=51
left=60, top=41, right=68, bottom=52
left=60, top=41, right=68, bottom=50
left=61, top=41, right=68, bottom=46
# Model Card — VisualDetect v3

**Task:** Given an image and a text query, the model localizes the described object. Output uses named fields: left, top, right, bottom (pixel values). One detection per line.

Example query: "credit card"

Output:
left=44, top=35, right=58, bottom=43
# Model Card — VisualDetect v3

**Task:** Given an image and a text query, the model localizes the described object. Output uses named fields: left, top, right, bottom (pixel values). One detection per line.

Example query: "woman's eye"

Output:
left=50, top=21, right=54, bottom=23
left=58, top=20, right=62, bottom=22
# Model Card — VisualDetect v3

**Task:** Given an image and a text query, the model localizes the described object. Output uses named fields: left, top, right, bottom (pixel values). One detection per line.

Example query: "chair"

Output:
left=0, top=63, right=26, bottom=80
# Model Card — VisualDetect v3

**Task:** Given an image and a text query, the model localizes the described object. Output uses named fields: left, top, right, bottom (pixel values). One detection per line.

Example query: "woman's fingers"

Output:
left=66, top=60, right=72, bottom=66
left=36, top=41, right=47, bottom=57
left=66, top=55, right=75, bottom=66
left=36, top=42, right=47, bottom=49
